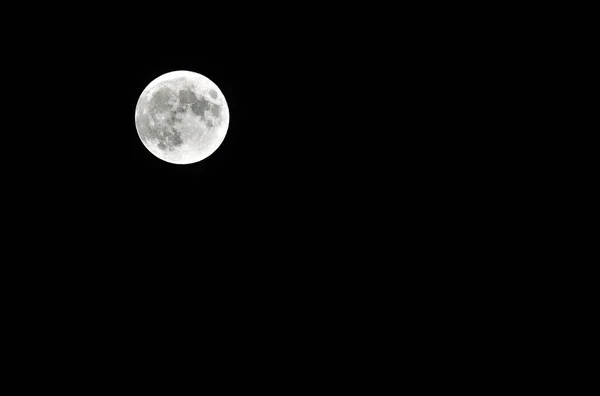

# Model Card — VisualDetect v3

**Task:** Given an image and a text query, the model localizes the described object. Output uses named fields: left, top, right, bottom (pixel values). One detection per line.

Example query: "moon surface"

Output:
left=135, top=70, right=229, bottom=164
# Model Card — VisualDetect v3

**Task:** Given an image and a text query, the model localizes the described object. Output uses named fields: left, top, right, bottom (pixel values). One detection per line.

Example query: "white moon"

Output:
left=135, top=70, right=230, bottom=164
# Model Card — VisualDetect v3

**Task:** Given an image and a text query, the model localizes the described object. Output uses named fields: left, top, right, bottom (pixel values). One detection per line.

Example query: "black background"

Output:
left=7, top=5, right=495, bottom=278
left=13, top=8, right=397, bottom=266
left=1, top=6, right=526, bottom=369
left=0, top=6, right=556, bottom=381
left=2, top=7, right=420, bottom=328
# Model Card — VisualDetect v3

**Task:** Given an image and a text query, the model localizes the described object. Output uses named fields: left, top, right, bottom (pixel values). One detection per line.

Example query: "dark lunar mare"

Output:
left=210, top=103, right=221, bottom=118
left=178, top=88, right=196, bottom=106
left=191, top=96, right=211, bottom=116
left=138, top=86, right=186, bottom=151
left=174, top=87, right=222, bottom=119
left=148, top=86, right=176, bottom=113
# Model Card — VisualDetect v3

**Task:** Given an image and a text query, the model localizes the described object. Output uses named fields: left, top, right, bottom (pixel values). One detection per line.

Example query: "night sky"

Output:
left=11, top=4, right=452, bottom=269
left=3, top=6, right=503, bottom=353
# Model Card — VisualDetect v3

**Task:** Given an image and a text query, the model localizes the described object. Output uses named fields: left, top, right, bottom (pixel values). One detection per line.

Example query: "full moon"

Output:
left=135, top=70, right=230, bottom=164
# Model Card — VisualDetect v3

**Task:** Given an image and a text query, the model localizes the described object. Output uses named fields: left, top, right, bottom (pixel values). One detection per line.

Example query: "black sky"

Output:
left=10, top=5, right=478, bottom=266
left=29, top=29, right=358, bottom=259
left=0, top=5, right=519, bottom=329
